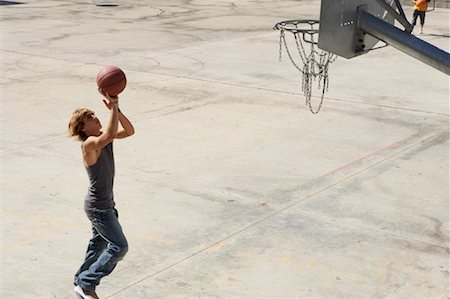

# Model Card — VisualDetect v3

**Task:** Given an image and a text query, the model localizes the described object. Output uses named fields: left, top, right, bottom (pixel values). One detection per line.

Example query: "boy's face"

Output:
left=82, top=112, right=102, bottom=136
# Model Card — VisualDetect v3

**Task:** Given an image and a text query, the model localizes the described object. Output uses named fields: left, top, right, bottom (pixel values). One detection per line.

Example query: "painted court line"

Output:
left=105, top=127, right=448, bottom=298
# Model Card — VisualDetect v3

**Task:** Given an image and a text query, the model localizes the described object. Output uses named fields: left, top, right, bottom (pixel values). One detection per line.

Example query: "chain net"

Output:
left=275, top=20, right=337, bottom=114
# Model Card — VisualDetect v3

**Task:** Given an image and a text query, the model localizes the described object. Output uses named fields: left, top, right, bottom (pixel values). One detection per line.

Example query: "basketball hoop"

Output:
left=274, top=20, right=337, bottom=114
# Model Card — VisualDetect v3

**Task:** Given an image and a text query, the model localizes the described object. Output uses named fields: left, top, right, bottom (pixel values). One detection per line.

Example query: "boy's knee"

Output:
left=117, top=245, right=128, bottom=259
left=111, top=244, right=128, bottom=259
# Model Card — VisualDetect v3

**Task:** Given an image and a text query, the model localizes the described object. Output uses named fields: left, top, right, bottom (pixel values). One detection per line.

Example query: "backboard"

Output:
left=318, top=0, right=395, bottom=58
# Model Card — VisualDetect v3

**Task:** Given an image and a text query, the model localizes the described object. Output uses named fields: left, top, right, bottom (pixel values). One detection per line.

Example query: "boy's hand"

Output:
left=100, top=90, right=119, bottom=110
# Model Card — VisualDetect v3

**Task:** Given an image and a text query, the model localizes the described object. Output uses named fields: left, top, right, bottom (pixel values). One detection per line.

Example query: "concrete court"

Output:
left=1, top=0, right=449, bottom=298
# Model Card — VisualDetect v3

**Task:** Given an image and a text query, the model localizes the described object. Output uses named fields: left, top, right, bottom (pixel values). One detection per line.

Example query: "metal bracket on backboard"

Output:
left=373, top=0, right=413, bottom=33
left=354, top=5, right=369, bottom=54
left=354, top=0, right=413, bottom=55
left=353, top=0, right=413, bottom=53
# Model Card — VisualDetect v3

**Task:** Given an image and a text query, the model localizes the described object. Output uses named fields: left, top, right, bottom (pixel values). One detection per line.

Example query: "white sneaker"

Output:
left=419, top=29, right=423, bottom=34
left=74, top=287, right=83, bottom=299
left=74, top=286, right=100, bottom=299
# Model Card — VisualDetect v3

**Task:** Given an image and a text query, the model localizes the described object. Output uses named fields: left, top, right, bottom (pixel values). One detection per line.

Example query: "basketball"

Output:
left=96, top=66, right=127, bottom=97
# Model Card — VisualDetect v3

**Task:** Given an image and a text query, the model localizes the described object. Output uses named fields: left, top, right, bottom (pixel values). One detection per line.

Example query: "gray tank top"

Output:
left=84, top=142, right=115, bottom=211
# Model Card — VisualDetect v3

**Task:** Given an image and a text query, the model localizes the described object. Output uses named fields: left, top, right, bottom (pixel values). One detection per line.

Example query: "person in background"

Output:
left=411, top=0, right=430, bottom=34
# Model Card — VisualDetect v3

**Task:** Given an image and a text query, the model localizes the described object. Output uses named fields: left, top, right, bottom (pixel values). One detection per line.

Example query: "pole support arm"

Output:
left=358, top=8, right=450, bottom=75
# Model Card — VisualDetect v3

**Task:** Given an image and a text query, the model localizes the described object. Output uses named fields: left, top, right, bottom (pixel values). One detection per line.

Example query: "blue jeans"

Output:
left=74, top=208, right=128, bottom=291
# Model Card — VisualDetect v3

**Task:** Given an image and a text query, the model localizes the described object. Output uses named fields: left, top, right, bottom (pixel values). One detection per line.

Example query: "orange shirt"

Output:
left=414, top=0, right=429, bottom=11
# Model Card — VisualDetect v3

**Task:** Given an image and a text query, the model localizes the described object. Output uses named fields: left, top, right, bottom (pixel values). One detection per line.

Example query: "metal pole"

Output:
left=358, top=9, right=450, bottom=75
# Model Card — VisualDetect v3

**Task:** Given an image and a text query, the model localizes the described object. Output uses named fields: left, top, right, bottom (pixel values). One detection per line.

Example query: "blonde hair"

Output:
left=68, top=108, right=94, bottom=141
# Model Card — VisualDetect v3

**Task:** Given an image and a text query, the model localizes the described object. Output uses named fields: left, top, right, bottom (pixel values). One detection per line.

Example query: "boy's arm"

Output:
left=116, top=109, right=135, bottom=139
left=84, top=95, right=119, bottom=152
